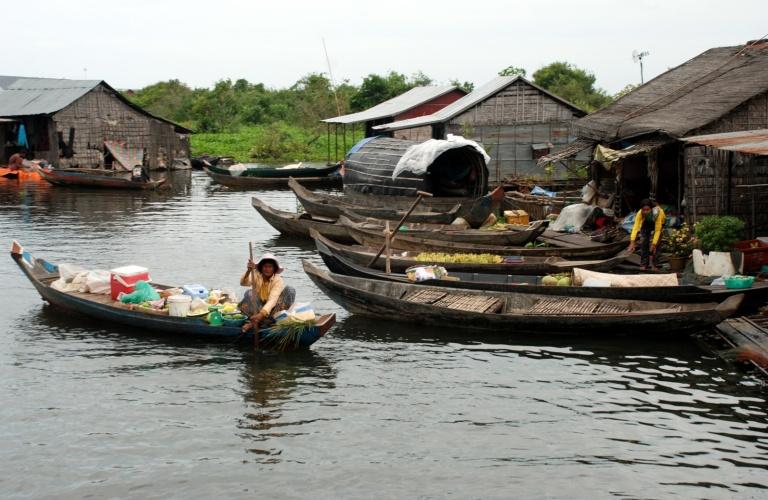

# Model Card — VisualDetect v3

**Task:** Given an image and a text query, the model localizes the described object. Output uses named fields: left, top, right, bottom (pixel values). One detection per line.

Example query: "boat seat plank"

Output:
left=402, top=289, right=502, bottom=313
left=402, top=289, right=448, bottom=305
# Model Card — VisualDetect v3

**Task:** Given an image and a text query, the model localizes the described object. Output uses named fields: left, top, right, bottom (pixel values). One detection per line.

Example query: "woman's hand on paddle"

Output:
left=247, top=259, right=256, bottom=271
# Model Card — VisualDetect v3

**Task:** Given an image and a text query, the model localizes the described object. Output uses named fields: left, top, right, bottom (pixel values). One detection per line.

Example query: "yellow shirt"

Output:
left=630, top=206, right=665, bottom=246
left=240, top=272, right=285, bottom=316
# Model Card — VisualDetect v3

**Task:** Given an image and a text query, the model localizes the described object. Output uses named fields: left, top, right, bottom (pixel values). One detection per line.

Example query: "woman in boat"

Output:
left=238, top=253, right=295, bottom=332
left=627, top=198, right=666, bottom=271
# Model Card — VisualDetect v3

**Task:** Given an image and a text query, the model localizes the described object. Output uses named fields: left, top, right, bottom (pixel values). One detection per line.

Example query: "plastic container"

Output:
left=167, top=294, right=192, bottom=317
left=724, top=275, right=755, bottom=289
left=504, top=210, right=530, bottom=225
left=182, top=284, right=209, bottom=299
left=110, top=265, right=150, bottom=300
left=734, top=240, right=768, bottom=273
left=222, top=314, right=247, bottom=327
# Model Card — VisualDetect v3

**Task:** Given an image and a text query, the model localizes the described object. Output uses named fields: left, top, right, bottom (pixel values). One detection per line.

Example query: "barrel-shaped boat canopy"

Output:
left=343, top=137, right=489, bottom=198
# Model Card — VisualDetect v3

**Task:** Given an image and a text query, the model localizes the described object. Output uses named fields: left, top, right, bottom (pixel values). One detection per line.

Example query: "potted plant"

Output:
left=692, top=216, right=746, bottom=276
left=666, top=223, right=693, bottom=272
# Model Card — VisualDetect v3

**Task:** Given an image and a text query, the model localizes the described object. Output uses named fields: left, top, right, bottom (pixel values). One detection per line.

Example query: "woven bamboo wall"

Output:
left=444, top=80, right=581, bottom=181
left=685, top=146, right=768, bottom=235
left=52, top=85, right=189, bottom=169
left=392, top=125, right=433, bottom=142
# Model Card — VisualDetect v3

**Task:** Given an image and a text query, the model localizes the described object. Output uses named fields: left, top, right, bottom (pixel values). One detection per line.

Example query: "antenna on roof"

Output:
left=83, top=68, right=88, bottom=79
left=632, top=50, right=650, bottom=84
left=322, top=37, right=342, bottom=116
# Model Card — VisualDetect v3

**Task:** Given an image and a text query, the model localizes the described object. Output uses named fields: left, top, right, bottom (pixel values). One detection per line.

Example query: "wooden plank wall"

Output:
left=52, top=85, right=189, bottom=169
left=443, top=80, right=581, bottom=181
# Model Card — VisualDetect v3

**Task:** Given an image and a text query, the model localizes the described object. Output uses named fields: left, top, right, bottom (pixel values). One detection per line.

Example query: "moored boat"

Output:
left=303, top=260, right=742, bottom=335
left=252, top=196, right=355, bottom=244
left=340, top=217, right=628, bottom=259
left=205, top=164, right=341, bottom=188
left=310, top=230, right=630, bottom=275
left=317, top=238, right=768, bottom=305
left=0, top=166, right=42, bottom=180
left=10, top=241, right=335, bottom=350
left=337, top=215, right=549, bottom=247
left=38, top=167, right=166, bottom=190
left=290, top=177, right=461, bottom=223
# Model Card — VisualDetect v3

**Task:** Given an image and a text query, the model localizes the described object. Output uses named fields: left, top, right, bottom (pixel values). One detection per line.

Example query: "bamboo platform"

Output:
left=714, top=315, right=768, bottom=376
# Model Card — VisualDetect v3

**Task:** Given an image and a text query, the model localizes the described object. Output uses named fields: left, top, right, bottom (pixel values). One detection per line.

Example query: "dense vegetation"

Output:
left=126, top=63, right=627, bottom=162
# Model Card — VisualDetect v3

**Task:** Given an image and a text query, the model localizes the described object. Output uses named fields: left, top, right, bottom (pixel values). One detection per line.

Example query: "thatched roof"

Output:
left=575, top=42, right=768, bottom=141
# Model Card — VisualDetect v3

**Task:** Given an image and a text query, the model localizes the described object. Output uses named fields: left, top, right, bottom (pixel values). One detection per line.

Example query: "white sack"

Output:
left=574, top=268, right=679, bottom=287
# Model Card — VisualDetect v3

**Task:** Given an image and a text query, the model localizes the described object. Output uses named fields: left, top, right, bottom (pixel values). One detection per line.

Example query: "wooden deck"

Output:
left=714, top=315, right=768, bottom=377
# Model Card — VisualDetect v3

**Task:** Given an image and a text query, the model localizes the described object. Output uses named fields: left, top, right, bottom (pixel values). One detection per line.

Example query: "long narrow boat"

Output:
left=252, top=196, right=355, bottom=244
left=341, top=217, right=628, bottom=259
left=39, top=168, right=166, bottom=190
left=204, top=164, right=341, bottom=188
left=10, top=241, right=335, bottom=350
left=337, top=215, right=549, bottom=247
left=317, top=238, right=768, bottom=305
left=289, top=177, right=461, bottom=223
left=303, top=260, right=741, bottom=335
left=310, top=230, right=630, bottom=275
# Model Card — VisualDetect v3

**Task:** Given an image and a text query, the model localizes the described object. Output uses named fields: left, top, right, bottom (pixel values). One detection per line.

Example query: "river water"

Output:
left=1, top=171, right=767, bottom=499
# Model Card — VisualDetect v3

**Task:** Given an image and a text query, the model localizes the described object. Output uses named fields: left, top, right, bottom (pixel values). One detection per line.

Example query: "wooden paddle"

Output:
left=249, top=241, right=260, bottom=349
left=368, top=190, right=433, bottom=267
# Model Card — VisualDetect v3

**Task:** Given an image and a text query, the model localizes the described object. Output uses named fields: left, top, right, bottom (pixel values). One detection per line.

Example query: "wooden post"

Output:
left=384, top=221, right=391, bottom=274
left=367, top=191, right=433, bottom=267
left=249, top=242, right=260, bottom=350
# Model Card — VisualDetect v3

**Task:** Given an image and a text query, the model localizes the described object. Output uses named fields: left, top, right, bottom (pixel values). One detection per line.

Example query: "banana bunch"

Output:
left=415, top=252, right=503, bottom=264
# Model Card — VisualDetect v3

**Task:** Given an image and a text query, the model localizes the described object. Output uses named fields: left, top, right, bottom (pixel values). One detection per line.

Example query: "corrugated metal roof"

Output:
left=374, top=76, right=586, bottom=132
left=682, top=129, right=768, bottom=155
left=0, top=76, right=101, bottom=116
left=0, top=75, right=193, bottom=133
left=322, top=85, right=458, bottom=124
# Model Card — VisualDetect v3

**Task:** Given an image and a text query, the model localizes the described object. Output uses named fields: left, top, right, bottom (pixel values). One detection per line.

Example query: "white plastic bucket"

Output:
left=167, top=294, right=192, bottom=317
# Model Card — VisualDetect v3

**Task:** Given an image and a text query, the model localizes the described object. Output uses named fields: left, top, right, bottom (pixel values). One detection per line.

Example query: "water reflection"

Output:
left=237, top=350, right=337, bottom=461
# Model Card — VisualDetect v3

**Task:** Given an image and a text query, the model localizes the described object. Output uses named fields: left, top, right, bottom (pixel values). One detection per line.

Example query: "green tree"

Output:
left=532, top=62, right=612, bottom=112
left=128, top=79, right=195, bottom=125
left=614, top=83, right=639, bottom=100
left=450, top=79, right=475, bottom=93
left=499, top=65, right=527, bottom=77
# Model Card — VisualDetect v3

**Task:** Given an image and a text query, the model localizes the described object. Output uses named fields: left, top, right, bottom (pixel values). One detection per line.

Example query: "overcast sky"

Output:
left=4, top=0, right=766, bottom=95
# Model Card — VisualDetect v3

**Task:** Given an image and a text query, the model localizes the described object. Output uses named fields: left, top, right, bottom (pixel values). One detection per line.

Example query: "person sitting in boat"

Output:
left=7, top=150, right=27, bottom=171
left=627, top=198, right=666, bottom=271
left=238, top=253, right=295, bottom=332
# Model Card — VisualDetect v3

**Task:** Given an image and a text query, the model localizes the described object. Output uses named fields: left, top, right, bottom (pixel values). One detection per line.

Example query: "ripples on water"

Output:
left=1, top=172, right=767, bottom=498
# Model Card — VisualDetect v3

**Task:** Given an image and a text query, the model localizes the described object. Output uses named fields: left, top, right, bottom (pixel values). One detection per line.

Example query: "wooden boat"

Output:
left=204, top=164, right=341, bottom=188
left=251, top=196, right=355, bottom=244
left=310, top=230, right=630, bottom=275
left=341, top=216, right=628, bottom=259
left=289, top=177, right=461, bottom=223
left=317, top=238, right=768, bottom=305
left=337, top=215, right=549, bottom=247
left=303, top=260, right=742, bottom=335
left=39, top=168, right=166, bottom=190
left=10, top=241, right=335, bottom=350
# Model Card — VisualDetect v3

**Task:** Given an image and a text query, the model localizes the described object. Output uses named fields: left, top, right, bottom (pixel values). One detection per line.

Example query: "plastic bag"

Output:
left=531, top=185, right=556, bottom=197
left=82, top=270, right=111, bottom=294
left=119, top=280, right=161, bottom=304
left=274, top=303, right=315, bottom=323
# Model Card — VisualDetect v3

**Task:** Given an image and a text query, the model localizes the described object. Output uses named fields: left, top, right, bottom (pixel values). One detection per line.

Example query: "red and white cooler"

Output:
left=110, top=265, right=151, bottom=300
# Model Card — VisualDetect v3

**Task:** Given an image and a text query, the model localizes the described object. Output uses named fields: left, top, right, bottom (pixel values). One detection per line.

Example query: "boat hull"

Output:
left=252, top=196, right=355, bottom=243
left=39, top=168, right=165, bottom=190
left=205, top=166, right=341, bottom=188
left=303, top=260, right=737, bottom=335
left=11, top=244, right=334, bottom=349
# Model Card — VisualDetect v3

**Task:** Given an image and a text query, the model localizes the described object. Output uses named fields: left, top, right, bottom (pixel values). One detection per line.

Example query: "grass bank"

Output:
left=190, top=123, right=364, bottom=163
